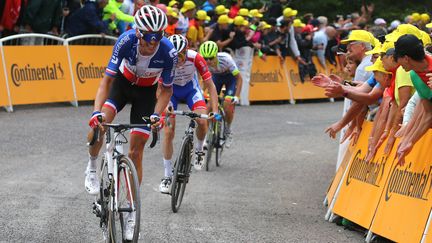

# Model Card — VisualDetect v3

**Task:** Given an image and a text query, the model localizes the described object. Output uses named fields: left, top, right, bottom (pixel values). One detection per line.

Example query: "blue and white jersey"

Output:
left=105, top=29, right=178, bottom=87
left=208, top=52, right=240, bottom=76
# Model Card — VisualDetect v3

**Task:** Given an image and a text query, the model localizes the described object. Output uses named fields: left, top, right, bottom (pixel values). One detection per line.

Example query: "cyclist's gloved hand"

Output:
left=150, top=113, right=161, bottom=129
left=209, top=112, right=222, bottom=121
left=89, top=111, right=104, bottom=129
left=231, top=96, right=240, bottom=105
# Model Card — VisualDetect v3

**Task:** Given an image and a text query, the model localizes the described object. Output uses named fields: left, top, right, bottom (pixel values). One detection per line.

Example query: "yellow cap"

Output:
left=217, top=15, right=233, bottom=24
left=412, top=12, right=421, bottom=22
left=168, top=0, right=179, bottom=7
left=421, top=31, right=431, bottom=46
left=340, top=30, right=374, bottom=44
left=365, top=57, right=391, bottom=74
left=215, top=5, right=229, bottom=15
left=421, top=13, right=430, bottom=24
left=292, top=19, right=305, bottom=28
left=386, top=24, right=422, bottom=42
left=233, top=16, right=247, bottom=26
left=196, top=10, right=210, bottom=21
left=365, top=42, right=382, bottom=55
left=249, top=9, right=263, bottom=18
left=283, top=8, right=298, bottom=18
left=427, top=22, right=432, bottom=28
left=180, top=1, right=196, bottom=13
left=380, top=41, right=395, bottom=53
left=238, top=8, right=249, bottom=17
left=243, top=20, right=249, bottom=26
left=166, top=7, right=179, bottom=18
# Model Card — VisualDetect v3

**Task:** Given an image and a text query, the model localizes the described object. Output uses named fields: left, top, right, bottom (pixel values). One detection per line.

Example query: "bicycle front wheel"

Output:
left=215, top=120, right=225, bottom=167
left=108, top=156, right=141, bottom=243
left=171, top=136, right=192, bottom=213
left=205, top=120, right=215, bottom=171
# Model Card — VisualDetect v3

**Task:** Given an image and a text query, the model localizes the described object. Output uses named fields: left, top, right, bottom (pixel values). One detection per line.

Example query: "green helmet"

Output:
left=199, top=41, right=218, bottom=58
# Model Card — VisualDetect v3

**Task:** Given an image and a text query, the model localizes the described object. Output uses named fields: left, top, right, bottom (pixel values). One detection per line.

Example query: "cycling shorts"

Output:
left=103, top=74, right=157, bottom=138
left=212, top=73, right=237, bottom=96
left=170, top=78, right=206, bottom=111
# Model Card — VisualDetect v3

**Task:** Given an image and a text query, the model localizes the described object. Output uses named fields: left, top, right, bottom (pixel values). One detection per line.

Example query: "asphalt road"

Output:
left=0, top=101, right=365, bottom=242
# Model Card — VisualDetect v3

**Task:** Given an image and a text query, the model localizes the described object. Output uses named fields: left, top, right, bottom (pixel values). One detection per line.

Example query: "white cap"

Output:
left=374, top=18, right=387, bottom=25
left=390, top=20, right=401, bottom=30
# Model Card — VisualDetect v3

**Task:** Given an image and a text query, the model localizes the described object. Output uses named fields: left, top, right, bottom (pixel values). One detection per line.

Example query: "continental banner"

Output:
left=369, top=130, right=432, bottom=243
left=332, top=121, right=394, bottom=229
left=284, top=57, right=327, bottom=100
left=0, top=51, right=9, bottom=107
left=3, top=46, right=74, bottom=105
left=249, top=56, right=291, bottom=101
left=68, top=46, right=112, bottom=101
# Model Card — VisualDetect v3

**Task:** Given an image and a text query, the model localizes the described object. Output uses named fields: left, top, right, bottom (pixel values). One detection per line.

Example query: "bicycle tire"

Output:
left=99, top=157, right=111, bottom=243
left=108, top=156, right=141, bottom=243
left=205, top=121, right=215, bottom=171
left=215, top=120, right=225, bottom=167
left=171, top=136, right=192, bottom=213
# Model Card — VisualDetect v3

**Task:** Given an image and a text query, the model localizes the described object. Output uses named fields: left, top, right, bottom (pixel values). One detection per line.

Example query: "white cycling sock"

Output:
left=87, top=154, right=98, bottom=171
left=163, top=159, right=172, bottom=177
left=196, top=139, right=204, bottom=152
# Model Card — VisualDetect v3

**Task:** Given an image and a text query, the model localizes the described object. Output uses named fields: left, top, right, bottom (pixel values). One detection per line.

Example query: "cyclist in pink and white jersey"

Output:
left=159, top=34, right=220, bottom=194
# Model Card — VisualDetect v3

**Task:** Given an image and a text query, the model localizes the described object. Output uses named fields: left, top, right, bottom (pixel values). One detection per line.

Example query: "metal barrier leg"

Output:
left=70, top=100, right=78, bottom=107
left=3, top=105, right=13, bottom=112
left=365, top=230, right=374, bottom=243
left=421, top=208, right=432, bottom=243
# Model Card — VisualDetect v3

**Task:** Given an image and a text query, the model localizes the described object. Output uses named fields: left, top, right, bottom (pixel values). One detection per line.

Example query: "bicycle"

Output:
left=205, top=96, right=233, bottom=171
left=88, top=121, right=158, bottom=242
left=167, top=109, right=209, bottom=213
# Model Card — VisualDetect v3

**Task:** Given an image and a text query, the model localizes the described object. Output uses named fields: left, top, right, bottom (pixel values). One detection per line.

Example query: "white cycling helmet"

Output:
left=168, top=34, right=188, bottom=53
left=134, top=5, right=168, bottom=32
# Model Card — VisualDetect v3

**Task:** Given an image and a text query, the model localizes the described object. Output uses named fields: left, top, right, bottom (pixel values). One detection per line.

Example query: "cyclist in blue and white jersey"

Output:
left=158, top=34, right=220, bottom=193
left=85, top=5, right=177, bottom=240
left=199, top=41, right=243, bottom=148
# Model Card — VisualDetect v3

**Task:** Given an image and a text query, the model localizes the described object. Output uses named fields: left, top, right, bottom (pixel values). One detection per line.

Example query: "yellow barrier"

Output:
left=69, top=46, right=112, bottom=101
left=249, top=56, right=292, bottom=101
left=326, top=121, right=432, bottom=241
left=3, top=46, right=74, bottom=105
left=369, top=133, right=432, bottom=242
left=0, top=49, right=9, bottom=107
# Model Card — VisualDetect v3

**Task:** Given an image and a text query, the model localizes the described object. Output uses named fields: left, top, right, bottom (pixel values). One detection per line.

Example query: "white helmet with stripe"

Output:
left=168, top=34, right=188, bottom=53
left=134, top=5, right=168, bottom=32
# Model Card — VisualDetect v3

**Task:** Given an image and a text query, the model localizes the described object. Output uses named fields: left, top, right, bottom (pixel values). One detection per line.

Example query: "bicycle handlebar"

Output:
left=172, top=110, right=209, bottom=119
left=87, top=122, right=159, bottom=148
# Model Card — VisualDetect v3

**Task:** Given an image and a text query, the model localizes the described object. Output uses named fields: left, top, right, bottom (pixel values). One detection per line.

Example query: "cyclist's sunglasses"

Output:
left=204, top=57, right=215, bottom=61
left=138, top=30, right=164, bottom=43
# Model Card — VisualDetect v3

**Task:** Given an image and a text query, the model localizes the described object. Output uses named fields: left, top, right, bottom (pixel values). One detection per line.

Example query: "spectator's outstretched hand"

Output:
left=311, top=73, right=332, bottom=88
left=329, top=74, right=343, bottom=84
left=325, top=122, right=342, bottom=139
left=325, top=82, right=344, bottom=97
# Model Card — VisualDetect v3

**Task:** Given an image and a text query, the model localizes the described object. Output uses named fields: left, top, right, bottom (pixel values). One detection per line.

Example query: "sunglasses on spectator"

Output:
left=138, top=30, right=164, bottom=43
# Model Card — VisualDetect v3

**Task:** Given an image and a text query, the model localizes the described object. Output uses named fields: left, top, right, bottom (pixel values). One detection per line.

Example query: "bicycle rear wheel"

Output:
left=171, top=137, right=192, bottom=213
left=108, top=156, right=141, bottom=243
left=205, top=121, right=215, bottom=171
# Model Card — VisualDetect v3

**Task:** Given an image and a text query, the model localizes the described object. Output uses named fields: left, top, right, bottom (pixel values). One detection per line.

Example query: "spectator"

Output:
left=228, top=16, right=251, bottom=51
left=165, top=7, right=179, bottom=36
left=237, top=8, right=249, bottom=18
left=23, top=0, right=62, bottom=35
left=187, top=10, right=210, bottom=50
left=293, top=19, right=316, bottom=82
left=208, top=15, right=234, bottom=52
left=249, top=9, right=263, bottom=26
left=275, top=8, right=305, bottom=64
left=228, top=0, right=242, bottom=19
left=325, top=26, right=338, bottom=66
left=103, top=0, right=134, bottom=35
left=64, top=0, right=110, bottom=37
left=201, top=0, right=217, bottom=13
left=261, top=18, right=284, bottom=63
left=0, top=0, right=24, bottom=37
left=176, top=0, right=196, bottom=35
left=266, top=0, right=283, bottom=20
left=313, top=16, right=329, bottom=68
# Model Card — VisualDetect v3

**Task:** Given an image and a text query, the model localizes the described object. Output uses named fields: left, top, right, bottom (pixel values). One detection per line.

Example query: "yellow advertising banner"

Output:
left=249, top=56, right=291, bottom=101
left=326, top=139, right=355, bottom=205
left=332, top=121, right=394, bottom=229
left=68, top=46, right=112, bottom=101
left=284, top=58, right=328, bottom=100
left=0, top=51, right=9, bottom=107
left=3, top=46, right=74, bottom=105
left=369, top=130, right=432, bottom=243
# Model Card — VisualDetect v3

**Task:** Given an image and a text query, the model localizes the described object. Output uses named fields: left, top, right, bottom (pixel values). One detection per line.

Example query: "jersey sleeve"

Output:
left=160, top=47, right=178, bottom=87
left=194, top=54, right=212, bottom=82
left=226, top=54, right=240, bottom=76
left=105, top=33, right=132, bottom=77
